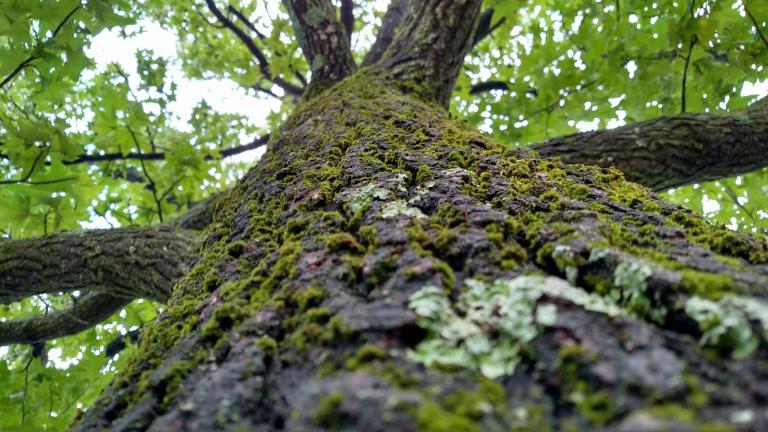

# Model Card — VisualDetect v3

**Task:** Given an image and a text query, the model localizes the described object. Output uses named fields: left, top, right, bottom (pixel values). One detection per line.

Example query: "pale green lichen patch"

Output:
left=685, top=295, right=768, bottom=358
left=612, top=261, right=665, bottom=322
left=407, top=276, right=623, bottom=378
left=347, top=183, right=390, bottom=212
left=382, top=200, right=427, bottom=219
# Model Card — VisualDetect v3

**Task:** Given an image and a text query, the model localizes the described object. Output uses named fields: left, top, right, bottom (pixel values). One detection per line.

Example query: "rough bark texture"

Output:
left=361, top=0, right=409, bottom=67
left=376, top=0, right=483, bottom=106
left=0, top=227, right=198, bottom=304
left=282, top=0, right=356, bottom=97
left=531, top=97, right=768, bottom=191
left=74, top=68, right=768, bottom=431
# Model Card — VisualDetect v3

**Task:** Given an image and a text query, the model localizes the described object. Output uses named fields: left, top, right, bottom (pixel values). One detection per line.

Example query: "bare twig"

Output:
left=204, top=0, right=303, bottom=96
left=681, top=34, right=697, bottom=113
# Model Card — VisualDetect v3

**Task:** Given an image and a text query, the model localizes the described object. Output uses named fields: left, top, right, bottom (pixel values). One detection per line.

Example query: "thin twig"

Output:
left=227, top=4, right=267, bottom=39
left=746, top=2, right=768, bottom=49
left=127, top=126, right=164, bottom=222
left=62, top=134, right=269, bottom=165
left=204, top=0, right=303, bottom=96
left=681, top=34, right=697, bottom=113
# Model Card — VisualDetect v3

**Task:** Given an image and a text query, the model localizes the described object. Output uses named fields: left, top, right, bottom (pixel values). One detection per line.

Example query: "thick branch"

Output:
left=0, top=293, right=132, bottom=346
left=362, top=0, right=410, bottom=66
left=531, top=97, right=768, bottom=191
left=0, top=227, right=198, bottom=304
left=377, top=0, right=484, bottom=106
left=282, top=0, right=356, bottom=96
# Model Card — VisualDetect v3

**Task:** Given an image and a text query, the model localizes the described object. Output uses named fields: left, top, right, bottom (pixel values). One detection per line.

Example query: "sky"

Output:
left=86, top=21, right=277, bottom=164
left=5, top=0, right=768, bottom=374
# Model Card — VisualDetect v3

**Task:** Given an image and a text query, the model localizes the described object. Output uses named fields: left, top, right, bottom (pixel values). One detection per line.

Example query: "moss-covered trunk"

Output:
left=75, top=69, right=768, bottom=431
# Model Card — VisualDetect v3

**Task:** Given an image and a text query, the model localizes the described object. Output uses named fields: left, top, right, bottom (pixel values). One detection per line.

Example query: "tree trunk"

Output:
left=73, top=4, right=768, bottom=432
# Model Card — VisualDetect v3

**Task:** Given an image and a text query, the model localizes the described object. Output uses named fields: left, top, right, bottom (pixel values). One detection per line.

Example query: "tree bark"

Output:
left=282, top=0, right=356, bottom=97
left=74, top=63, right=768, bottom=432
left=376, top=0, right=483, bottom=106
left=530, top=96, right=768, bottom=190
left=39, top=3, right=768, bottom=431
left=0, top=227, right=198, bottom=304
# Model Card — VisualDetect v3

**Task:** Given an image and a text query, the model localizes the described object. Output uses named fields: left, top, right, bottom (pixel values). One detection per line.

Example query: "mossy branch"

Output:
left=0, top=227, right=198, bottom=305
left=530, top=96, right=768, bottom=190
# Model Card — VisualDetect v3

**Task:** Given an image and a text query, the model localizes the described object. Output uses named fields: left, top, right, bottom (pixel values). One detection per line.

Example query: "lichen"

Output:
left=407, top=276, right=622, bottom=378
left=381, top=200, right=427, bottom=219
left=685, top=294, right=768, bottom=358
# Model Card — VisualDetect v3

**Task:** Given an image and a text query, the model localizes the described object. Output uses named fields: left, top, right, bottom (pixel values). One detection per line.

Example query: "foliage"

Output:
left=0, top=298, right=159, bottom=430
left=0, top=0, right=765, bottom=429
left=459, top=0, right=768, bottom=232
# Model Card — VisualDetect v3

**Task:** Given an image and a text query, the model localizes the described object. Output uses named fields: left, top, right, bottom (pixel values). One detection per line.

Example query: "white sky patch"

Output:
left=86, top=21, right=279, bottom=165
left=742, top=79, right=768, bottom=98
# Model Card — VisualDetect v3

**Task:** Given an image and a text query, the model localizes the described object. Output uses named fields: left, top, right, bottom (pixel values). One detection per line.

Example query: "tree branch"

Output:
left=226, top=4, right=267, bottom=39
left=471, top=8, right=505, bottom=48
left=204, top=0, right=303, bottom=97
left=0, top=227, right=199, bottom=305
left=282, top=0, right=356, bottom=96
left=681, top=34, right=697, bottom=113
left=62, top=133, right=269, bottom=166
left=469, top=80, right=508, bottom=95
left=530, top=96, right=768, bottom=191
left=746, top=1, right=768, bottom=50
left=340, top=0, right=354, bottom=43
left=377, top=0, right=484, bottom=106
left=362, top=0, right=410, bottom=67
left=0, top=293, right=133, bottom=346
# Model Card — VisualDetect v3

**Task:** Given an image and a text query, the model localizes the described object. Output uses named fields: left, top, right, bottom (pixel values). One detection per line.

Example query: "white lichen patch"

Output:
left=612, top=261, right=665, bottom=322
left=409, top=180, right=435, bottom=204
left=407, top=276, right=623, bottom=378
left=347, top=183, right=390, bottom=212
left=381, top=200, right=426, bottom=219
left=685, top=294, right=768, bottom=358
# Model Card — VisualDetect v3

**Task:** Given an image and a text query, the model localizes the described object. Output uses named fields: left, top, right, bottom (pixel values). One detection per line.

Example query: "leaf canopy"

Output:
left=0, top=0, right=766, bottom=428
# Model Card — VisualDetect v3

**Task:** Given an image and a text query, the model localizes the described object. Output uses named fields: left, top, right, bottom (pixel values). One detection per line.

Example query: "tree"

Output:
left=1, top=0, right=768, bottom=430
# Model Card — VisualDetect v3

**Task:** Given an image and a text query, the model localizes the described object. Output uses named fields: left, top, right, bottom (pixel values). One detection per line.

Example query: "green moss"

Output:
left=324, top=232, right=364, bottom=253
left=416, top=401, right=479, bottom=432
left=344, top=344, right=387, bottom=370
left=433, top=228, right=456, bottom=252
left=312, top=392, right=345, bottom=429
left=562, top=182, right=590, bottom=200
left=226, top=240, right=246, bottom=257
left=358, top=225, right=377, bottom=246
left=539, top=190, right=561, bottom=205
left=431, top=258, right=457, bottom=288
left=292, top=285, right=326, bottom=311
left=257, top=336, right=278, bottom=356
left=555, top=346, right=616, bottom=426
left=203, top=274, right=222, bottom=292
left=416, top=164, right=434, bottom=182
left=200, top=300, right=249, bottom=341
left=679, top=270, right=734, bottom=299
